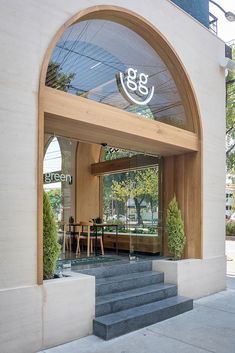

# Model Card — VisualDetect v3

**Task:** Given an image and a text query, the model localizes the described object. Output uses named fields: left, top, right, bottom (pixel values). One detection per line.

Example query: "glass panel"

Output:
left=46, top=19, right=194, bottom=131
left=43, top=137, right=62, bottom=221
left=102, top=147, right=162, bottom=258
left=43, top=135, right=78, bottom=263
left=128, top=158, right=160, bottom=258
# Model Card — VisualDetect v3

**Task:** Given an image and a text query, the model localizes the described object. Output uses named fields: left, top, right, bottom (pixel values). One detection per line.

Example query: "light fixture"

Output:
left=210, top=0, right=235, bottom=22
left=220, top=57, right=235, bottom=71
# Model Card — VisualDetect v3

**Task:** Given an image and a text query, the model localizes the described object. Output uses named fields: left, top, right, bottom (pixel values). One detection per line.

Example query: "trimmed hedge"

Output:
left=166, top=195, right=186, bottom=260
left=43, top=191, right=61, bottom=279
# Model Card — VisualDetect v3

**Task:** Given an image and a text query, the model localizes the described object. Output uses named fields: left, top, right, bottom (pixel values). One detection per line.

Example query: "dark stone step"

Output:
left=96, top=283, right=177, bottom=316
left=96, top=271, right=164, bottom=296
left=93, top=296, right=193, bottom=340
left=76, top=260, right=152, bottom=279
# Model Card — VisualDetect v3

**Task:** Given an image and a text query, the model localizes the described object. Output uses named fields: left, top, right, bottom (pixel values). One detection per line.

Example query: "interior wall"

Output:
left=76, top=143, right=101, bottom=222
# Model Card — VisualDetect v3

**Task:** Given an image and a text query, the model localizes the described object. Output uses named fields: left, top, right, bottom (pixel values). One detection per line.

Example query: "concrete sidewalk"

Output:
left=40, top=275, right=235, bottom=353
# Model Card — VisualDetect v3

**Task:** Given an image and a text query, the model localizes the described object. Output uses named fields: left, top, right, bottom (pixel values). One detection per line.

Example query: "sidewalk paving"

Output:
left=40, top=274, right=235, bottom=353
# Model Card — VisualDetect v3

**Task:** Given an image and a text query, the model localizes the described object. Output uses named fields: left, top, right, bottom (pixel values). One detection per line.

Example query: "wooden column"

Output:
left=75, top=143, right=101, bottom=222
left=163, top=151, right=202, bottom=258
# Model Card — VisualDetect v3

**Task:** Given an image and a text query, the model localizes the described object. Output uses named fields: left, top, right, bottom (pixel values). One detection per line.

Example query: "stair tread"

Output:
left=96, top=271, right=162, bottom=285
left=95, top=296, right=192, bottom=325
left=96, top=283, right=176, bottom=305
left=77, top=261, right=152, bottom=278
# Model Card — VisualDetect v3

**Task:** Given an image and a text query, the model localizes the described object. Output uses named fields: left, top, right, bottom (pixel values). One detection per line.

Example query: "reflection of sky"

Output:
left=43, top=137, right=61, bottom=190
left=43, top=138, right=61, bottom=173
left=46, top=19, right=189, bottom=130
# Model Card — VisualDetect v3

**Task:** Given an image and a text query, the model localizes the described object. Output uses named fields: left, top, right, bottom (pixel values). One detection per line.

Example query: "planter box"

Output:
left=226, top=236, right=235, bottom=241
left=42, top=271, right=95, bottom=349
left=153, top=257, right=226, bottom=299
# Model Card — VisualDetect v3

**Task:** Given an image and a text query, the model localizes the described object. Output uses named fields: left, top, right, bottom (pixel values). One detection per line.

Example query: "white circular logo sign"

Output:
left=117, top=68, right=154, bottom=106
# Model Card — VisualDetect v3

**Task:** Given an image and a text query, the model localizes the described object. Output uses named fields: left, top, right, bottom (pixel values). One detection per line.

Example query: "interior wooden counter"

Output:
left=103, top=233, right=161, bottom=254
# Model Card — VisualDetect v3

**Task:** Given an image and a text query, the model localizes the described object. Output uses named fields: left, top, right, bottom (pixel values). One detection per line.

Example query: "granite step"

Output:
left=96, top=271, right=164, bottom=296
left=93, top=296, right=193, bottom=340
left=96, top=283, right=177, bottom=316
left=77, top=260, right=152, bottom=278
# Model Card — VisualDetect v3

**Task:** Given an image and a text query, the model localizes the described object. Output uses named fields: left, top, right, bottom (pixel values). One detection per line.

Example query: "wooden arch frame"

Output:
left=38, top=5, right=202, bottom=283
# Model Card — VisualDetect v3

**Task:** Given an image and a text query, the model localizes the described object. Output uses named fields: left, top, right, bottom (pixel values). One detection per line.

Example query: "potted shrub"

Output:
left=166, top=195, right=186, bottom=260
left=152, top=195, right=189, bottom=296
left=43, top=191, right=61, bottom=279
left=226, top=220, right=235, bottom=236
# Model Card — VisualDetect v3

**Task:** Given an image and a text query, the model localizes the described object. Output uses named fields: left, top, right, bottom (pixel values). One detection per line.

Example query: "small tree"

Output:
left=166, top=195, right=186, bottom=260
left=43, top=191, right=61, bottom=279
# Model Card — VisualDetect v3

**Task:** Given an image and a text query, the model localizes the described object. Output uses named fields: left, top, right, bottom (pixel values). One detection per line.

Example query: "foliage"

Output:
left=132, top=228, right=144, bottom=234
left=111, top=168, right=158, bottom=225
left=103, top=147, right=137, bottom=161
left=147, top=227, right=157, bottom=234
left=43, top=191, right=61, bottom=279
left=226, top=221, right=235, bottom=236
left=166, top=195, right=186, bottom=260
left=46, top=61, right=75, bottom=92
left=226, top=45, right=235, bottom=172
left=47, top=188, right=62, bottom=220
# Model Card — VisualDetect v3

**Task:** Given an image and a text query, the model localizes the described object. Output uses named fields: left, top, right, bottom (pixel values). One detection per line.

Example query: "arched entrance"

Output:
left=38, top=5, right=202, bottom=284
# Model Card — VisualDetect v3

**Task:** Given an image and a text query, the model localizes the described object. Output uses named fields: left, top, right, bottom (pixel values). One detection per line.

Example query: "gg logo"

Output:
left=117, top=68, right=154, bottom=106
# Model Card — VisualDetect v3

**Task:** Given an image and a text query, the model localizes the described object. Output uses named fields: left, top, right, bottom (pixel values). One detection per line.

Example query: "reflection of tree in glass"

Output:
left=46, top=189, right=62, bottom=220
left=111, top=168, right=158, bottom=226
left=128, top=105, right=155, bottom=120
left=103, top=147, right=137, bottom=161
left=226, top=45, right=235, bottom=172
left=46, top=61, right=75, bottom=92
left=103, top=173, right=126, bottom=221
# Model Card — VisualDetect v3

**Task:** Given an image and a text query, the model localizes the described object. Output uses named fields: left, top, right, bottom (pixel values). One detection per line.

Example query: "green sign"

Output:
left=43, top=171, right=73, bottom=185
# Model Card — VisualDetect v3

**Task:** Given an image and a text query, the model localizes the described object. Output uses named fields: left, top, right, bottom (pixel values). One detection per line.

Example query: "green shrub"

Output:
left=226, top=221, right=235, bottom=236
left=148, top=227, right=156, bottom=234
left=132, top=228, right=144, bottom=234
left=166, top=195, right=186, bottom=260
left=43, top=191, right=61, bottom=279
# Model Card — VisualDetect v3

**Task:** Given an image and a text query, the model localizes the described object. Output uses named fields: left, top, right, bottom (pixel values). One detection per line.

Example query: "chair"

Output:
left=58, top=222, right=72, bottom=253
left=90, top=227, right=104, bottom=256
left=76, top=221, right=92, bottom=257
left=76, top=221, right=104, bottom=257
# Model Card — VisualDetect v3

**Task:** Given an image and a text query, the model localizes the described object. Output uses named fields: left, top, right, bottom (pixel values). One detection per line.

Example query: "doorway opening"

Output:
left=43, top=136, right=163, bottom=268
left=38, top=5, right=202, bottom=283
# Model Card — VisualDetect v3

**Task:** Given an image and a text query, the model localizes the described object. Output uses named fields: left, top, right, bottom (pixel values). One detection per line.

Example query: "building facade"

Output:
left=0, top=1, right=226, bottom=352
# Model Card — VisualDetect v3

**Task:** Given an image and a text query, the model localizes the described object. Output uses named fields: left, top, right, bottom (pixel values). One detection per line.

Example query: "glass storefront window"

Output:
left=46, top=19, right=193, bottom=131
left=102, top=150, right=162, bottom=256
left=43, top=137, right=62, bottom=221
left=43, top=135, right=77, bottom=224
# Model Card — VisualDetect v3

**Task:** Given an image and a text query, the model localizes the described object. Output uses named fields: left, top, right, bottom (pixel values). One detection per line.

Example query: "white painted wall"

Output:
left=0, top=0, right=226, bottom=351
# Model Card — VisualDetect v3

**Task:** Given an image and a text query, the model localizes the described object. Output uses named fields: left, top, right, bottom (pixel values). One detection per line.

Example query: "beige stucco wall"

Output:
left=153, top=257, right=227, bottom=299
left=0, top=0, right=226, bottom=352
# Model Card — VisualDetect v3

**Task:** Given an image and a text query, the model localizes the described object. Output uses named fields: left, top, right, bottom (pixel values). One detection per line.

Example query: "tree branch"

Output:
left=226, top=142, right=235, bottom=156
left=226, top=125, right=235, bottom=135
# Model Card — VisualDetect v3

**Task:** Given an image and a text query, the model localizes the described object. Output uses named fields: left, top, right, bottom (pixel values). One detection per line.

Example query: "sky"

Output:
left=209, top=0, right=235, bottom=43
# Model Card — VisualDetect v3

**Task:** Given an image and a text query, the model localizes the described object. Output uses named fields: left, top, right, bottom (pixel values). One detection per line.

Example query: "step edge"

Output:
left=95, top=297, right=193, bottom=324
left=96, top=271, right=163, bottom=285
left=96, top=284, right=177, bottom=305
